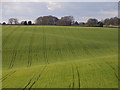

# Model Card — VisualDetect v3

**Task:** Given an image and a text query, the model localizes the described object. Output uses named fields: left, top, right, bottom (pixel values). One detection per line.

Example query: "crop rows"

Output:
left=105, top=62, right=119, bottom=81
left=3, top=26, right=18, bottom=47
left=9, top=30, right=27, bottom=69
left=23, top=65, right=47, bottom=89
left=42, top=28, right=49, bottom=64
left=2, top=26, right=118, bottom=88
left=0, top=71, right=16, bottom=81
left=27, top=30, right=34, bottom=67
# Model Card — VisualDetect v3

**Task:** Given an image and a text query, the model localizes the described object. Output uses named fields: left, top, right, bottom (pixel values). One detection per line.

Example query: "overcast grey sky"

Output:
left=1, top=2, right=118, bottom=23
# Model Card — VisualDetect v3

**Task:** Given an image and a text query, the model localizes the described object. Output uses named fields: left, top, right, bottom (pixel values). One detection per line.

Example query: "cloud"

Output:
left=1, top=0, right=119, bottom=2
left=1, top=2, right=118, bottom=23
left=3, top=3, right=34, bottom=16
left=46, top=2, right=62, bottom=11
left=2, top=2, right=36, bottom=22
left=2, top=0, right=40, bottom=2
left=100, top=10, right=118, bottom=16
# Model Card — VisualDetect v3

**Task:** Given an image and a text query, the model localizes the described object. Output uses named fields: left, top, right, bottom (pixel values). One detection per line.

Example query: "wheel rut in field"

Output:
left=105, top=62, right=119, bottom=80
left=55, top=37, right=63, bottom=61
left=23, top=65, right=47, bottom=89
left=1, top=71, right=16, bottom=81
left=76, top=65, right=80, bottom=89
left=72, top=65, right=75, bottom=88
left=27, top=30, right=35, bottom=67
left=8, top=30, right=26, bottom=69
left=43, top=28, right=49, bottom=64
left=69, top=65, right=81, bottom=88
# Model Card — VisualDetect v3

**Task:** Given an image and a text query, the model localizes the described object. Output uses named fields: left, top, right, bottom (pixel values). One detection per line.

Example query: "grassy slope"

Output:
left=2, top=25, right=118, bottom=88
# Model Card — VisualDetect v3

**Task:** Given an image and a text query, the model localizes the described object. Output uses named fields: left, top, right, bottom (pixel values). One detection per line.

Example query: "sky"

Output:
left=1, top=2, right=118, bottom=23
left=1, top=0, right=119, bottom=2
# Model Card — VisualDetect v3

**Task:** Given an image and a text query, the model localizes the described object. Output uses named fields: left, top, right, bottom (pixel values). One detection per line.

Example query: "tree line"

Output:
left=1, top=15, right=120, bottom=27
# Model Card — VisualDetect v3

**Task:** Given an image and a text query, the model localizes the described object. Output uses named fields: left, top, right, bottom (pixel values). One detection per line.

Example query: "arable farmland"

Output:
left=2, top=25, right=118, bottom=88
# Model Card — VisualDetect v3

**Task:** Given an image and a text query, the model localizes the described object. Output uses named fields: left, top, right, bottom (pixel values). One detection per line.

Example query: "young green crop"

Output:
left=2, top=25, right=118, bottom=88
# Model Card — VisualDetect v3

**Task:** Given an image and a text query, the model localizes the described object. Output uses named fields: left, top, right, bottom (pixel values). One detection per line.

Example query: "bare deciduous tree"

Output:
left=2, top=22, right=6, bottom=25
left=8, top=18, right=19, bottom=25
left=28, top=21, right=32, bottom=25
left=104, top=17, right=120, bottom=26
left=57, top=16, right=74, bottom=26
left=35, top=15, right=59, bottom=25
left=86, top=18, right=98, bottom=27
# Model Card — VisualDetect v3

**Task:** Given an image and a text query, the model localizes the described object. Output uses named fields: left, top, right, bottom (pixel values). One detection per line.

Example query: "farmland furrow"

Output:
left=79, top=39, right=91, bottom=55
left=69, top=83, right=71, bottom=88
left=67, top=40, right=75, bottom=55
left=39, top=67, right=49, bottom=88
left=72, top=65, right=74, bottom=88
left=105, top=62, right=116, bottom=71
left=42, top=64, right=57, bottom=88
left=61, top=28, right=76, bottom=57
left=76, top=65, right=80, bottom=88
left=55, top=37, right=63, bottom=61
left=60, top=29, right=70, bottom=57
left=1, top=71, right=16, bottom=81
left=2, top=26, right=118, bottom=88
left=3, top=26, right=18, bottom=47
left=23, top=65, right=47, bottom=89
left=71, top=28, right=92, bottom=56
left=27, top=30, right=34, bottom=67
left=66, top=28, right=75, bottom=55
left=43, top=28, right=49, bottom=64
left=8, top=30, right=26, bottom=69
left=114, top=72, right=119, bottom=81
left=105, top=62, right=118, bottom=80
left=34, top=27, right=42, bottom=63
left=23, top=72, right=37, bottom=90
left=29, top=65, right=47, bottom=88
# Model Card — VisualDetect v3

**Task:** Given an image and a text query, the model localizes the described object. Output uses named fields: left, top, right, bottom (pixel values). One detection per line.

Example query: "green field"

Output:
left=2, top=25, right=118, bottom=88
